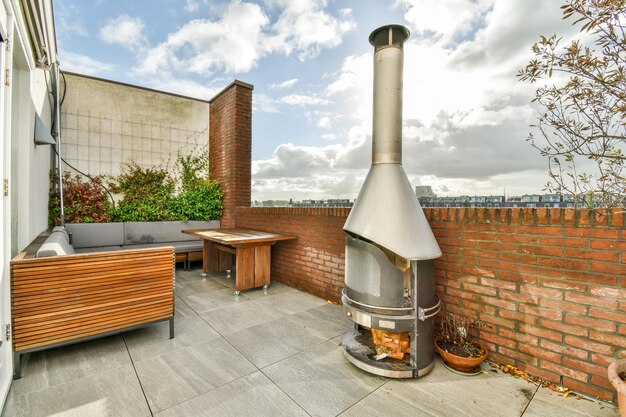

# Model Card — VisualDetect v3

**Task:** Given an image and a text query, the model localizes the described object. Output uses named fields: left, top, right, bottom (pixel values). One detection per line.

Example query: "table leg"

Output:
left=202, top=241, right=220, bottom=277
left=235, top=246, right=255, bottom=291
left=254, top=245, right=271, bottom=288
left=202, top=241, right=209, bottom=277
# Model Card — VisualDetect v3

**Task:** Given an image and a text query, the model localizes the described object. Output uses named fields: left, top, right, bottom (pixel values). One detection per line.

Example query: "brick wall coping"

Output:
left=209, top=79, right=254, bottom=103
left=239, top=206, right=625, bottom=228
left=238, top=206, right=351, bottom=217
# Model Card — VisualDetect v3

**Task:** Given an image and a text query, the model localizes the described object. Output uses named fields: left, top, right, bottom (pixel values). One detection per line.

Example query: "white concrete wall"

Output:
left=0, top=0, right=57, bottom=406
left=10, top=67, right=53, bottom=254
left=5, top=1, right=55, bottom=255
left=60, top=73, right=210, bottom=177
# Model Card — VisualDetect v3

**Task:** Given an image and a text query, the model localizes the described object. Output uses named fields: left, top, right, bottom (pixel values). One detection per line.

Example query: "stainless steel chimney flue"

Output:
left=371, top=25, right=408, bottom=165
left=341, top=25, right=442, bottom=379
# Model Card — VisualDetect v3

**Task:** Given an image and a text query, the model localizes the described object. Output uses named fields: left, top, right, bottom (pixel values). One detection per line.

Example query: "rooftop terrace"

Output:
left=1, top=268, right=619, bottom=417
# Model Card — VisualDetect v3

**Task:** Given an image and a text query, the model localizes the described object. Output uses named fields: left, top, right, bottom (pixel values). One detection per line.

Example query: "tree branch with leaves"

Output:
left=518, top=0, right=625, bottom=207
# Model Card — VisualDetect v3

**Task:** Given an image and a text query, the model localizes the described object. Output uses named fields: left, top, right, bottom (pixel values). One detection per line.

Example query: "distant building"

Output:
left=252, top=200, right=291, bottom=207
left=415, top=186, right=437, bottom=199
left=418, top=193, right=588, bottom=208
left=293, top=199, right=353, bottom=208
left=419, top=195, right=505, bottom=208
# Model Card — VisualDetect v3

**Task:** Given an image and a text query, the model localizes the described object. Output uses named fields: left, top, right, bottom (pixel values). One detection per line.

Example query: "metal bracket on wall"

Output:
left=3, top=179, right=8, bottom=196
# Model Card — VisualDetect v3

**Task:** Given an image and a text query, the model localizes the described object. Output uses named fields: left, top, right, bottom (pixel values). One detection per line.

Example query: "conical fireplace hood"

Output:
left=343, top=24, right=441, bottom=261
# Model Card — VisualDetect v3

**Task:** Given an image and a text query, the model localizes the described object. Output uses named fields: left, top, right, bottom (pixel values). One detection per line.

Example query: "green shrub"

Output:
left=108, top=162, right=177, bottom=222
left=176, top=152, right=209, bottom=193
left=48, top=172, right=114, bottom=227
left=172, top=180, right=223, bottom=221
left=48, top=151, right=223, bottom=224
left=108, top=153, right=223, bottom=222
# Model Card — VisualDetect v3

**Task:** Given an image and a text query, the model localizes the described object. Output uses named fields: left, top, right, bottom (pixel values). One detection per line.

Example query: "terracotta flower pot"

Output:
left=608, top=359, right=626, bottom=417
left=435, top=335, right=488, bottom=373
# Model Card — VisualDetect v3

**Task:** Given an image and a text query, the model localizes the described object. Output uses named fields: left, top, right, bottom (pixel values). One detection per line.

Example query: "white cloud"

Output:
left=252, top=140, right=368, bottom=200
left=254, top=94, right=281, bottom=113
left=264, top=0, right=357, bottom=60
left=254, top=142, right=339, bottom=178
left=280, top=94, right=331, bottom=106
left=317, top=116, right=331, bottom=128
left=397, top=0, right=495, bottom=45
left=326, top=53, right=372, bottom=123
left=137, top=2, right=268, bottom=76
left=270, top=78, right=298, bottom=89
left=56, top=2, right=88, bottom=38
left=136, top=0, right=355, bottom=77
left=99, top=15, right=147, bottom=52
left=411, top=169, right=550, bottom=198
left=184, top=0, right=201, bottom=13
left=252, top=0, right=576, bottom=200
left=59, top=50, right=114, bottom=75
left=339, top=8, right=352, bottom=17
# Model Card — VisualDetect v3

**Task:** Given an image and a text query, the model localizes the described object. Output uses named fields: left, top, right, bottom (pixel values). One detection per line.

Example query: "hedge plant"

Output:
left=109, top=163, right=177, bottom=222
left=48, top=172, right=114, bottom=227
left=48, top=151, right=223, bottom=225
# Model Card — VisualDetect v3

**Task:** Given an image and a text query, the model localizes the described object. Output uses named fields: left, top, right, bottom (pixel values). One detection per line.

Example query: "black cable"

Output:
left=51, top=145, right=116, bottom=208
left=49, top=68, right=67, bottom=134
left=50, top=67, right=115, bottom=207
left=60, top=70, right=67, bottom=105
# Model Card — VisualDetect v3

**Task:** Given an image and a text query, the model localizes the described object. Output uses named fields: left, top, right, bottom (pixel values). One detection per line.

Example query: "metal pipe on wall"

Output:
left=53, top=61, right=64, bottom=226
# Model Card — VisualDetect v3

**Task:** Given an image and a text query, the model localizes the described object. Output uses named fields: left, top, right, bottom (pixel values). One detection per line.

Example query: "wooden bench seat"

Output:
left=10, top=244, right=175, bottom=379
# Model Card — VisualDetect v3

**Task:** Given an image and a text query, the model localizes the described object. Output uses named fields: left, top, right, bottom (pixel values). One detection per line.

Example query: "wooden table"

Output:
left=182, top=228, right=296, bottom=295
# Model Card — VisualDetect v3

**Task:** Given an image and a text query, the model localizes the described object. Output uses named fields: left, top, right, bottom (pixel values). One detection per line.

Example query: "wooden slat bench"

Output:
left=10, top=245, right=175, bottom=379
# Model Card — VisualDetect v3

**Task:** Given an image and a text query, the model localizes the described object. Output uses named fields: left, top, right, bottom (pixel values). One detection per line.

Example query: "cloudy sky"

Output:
left=56, top=0, right=578, bottom=201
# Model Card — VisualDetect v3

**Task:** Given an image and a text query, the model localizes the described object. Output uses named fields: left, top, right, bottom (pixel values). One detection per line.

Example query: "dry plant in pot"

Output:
left=608, top=359, right=626, bottom=417
left=435, top=313, right=490, bottom=374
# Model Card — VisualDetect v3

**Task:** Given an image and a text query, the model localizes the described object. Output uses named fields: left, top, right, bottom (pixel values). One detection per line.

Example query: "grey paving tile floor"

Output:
left=1, top=267, right=619, bottom=417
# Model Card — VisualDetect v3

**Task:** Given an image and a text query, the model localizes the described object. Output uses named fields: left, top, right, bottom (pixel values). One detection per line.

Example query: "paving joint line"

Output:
left=121, top=332, right=154, bottom=417
left=519, top=383, right=540, bottom=417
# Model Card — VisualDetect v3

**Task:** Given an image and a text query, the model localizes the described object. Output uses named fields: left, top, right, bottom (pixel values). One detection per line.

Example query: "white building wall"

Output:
left=0, top=0, right=57, bottom=408
left=5, top=2, right=54, bottom=254
left=60, top=73, right=209, bottom=178
left=28, top=69, right=54, bottom=239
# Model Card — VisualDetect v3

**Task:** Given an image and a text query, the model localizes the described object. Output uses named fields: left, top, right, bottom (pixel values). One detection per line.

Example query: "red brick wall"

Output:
left=236, top=207, right=348, bottom=302
left=236, top=206, right=625, bottom=402
left=209, top=80, right=253, bottom=228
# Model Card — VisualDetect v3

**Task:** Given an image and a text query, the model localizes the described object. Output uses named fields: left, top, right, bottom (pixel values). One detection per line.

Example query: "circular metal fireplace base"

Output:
left=342, top=329, right=434, bottom=378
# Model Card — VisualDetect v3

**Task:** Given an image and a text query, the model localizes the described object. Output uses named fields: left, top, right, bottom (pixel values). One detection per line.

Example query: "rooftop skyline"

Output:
left=57, top=0, right=579, bottom=200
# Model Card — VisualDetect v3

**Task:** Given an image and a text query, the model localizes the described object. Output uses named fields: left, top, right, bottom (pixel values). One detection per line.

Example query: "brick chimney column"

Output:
left=209, top=80, right=254, bottom=228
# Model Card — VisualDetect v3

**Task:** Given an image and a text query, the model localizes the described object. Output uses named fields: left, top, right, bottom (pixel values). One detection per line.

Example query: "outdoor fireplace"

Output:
left=342, top=24, right=442, bottom=378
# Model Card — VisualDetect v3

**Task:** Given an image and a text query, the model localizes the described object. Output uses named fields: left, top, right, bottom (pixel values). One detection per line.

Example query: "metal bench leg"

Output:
left=13, top=352, right=21, bottom=380
left=169, top=318, right=175, bottom=339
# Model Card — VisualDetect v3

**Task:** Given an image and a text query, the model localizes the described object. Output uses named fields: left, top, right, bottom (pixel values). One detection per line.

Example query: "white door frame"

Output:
left=0, top=5, right=13, bottom=409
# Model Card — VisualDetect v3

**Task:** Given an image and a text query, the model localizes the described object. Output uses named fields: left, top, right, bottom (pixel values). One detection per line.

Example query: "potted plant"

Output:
left=608, top=359, right=626, bottom=417
left=435, top=312, right=489, bottom=374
